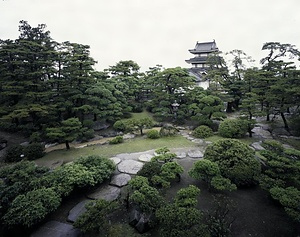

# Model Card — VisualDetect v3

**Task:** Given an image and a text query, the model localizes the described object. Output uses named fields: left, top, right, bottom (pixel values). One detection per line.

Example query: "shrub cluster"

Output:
left=218, top=119, right=248, bottom=138
left=147, top=129, right=160, bottom=139
left=0, top=155, right=115, bottom=227
left=5, top=143, right=45, bottom=162
left=204, top=139, right=261, bottom=187
left=192, top=125, right=213, bottom=138
left=109, top=136, right=124, bottom=144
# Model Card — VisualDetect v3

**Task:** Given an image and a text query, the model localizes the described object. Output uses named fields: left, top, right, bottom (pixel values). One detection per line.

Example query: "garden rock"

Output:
left=31, top=221, right=81, bottom=237
left=110, top=173, right=131, bottom=187
left=252, top=127, right=272, bottom=139
left=251, top=142, right=265, bottom=151
left=129, top=209, right=141, bottom=227
left=175, top=151, right=187, bottom=159
left=110, top=157, right=121, bottom=165
left=50, top=160, right=64, bottom=169
left=187, top=149, right=203, bottom=158
left=191, top=138, right=204, bottom=144
left=67, top=200, right=90, bottom=223
left=92, top=121, right=109, bottom=131
left=87, top=185, right=120, bottom=201
left=135, top=214, right=151, bottom=233
left=138, top=154, right=153, bottom=162
left=117, top=160, right=144, bottom=174
left=123, top=134, right=136, bottom=139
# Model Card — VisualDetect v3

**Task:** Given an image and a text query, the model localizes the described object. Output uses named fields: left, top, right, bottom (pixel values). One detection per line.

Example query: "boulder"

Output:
left=129, top=209, right=141, bottom=227
left=175, top=151, right=187, bottom=159
left=31, top=221, right=81, bottom=237
left=92, top=121, right=109, bottom=131
left=87, top=185, right=120, bottom=201
left=117, top=160, right=144, bottom=174
left=110, top=157, right=122, bottom=165
left=110, top=173, right=131, bottom=187
left=188, top=150, right=204, bottom=158
left=251, top=142, right=265, bottom=151
left=67, top=200, right=90, bottom=223
left=138, top=154, right=153, bottom=162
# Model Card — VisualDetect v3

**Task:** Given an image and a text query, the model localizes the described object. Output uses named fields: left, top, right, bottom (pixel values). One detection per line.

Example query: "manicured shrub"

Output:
left=192, top=125, right=213, bottom=138
left=2, top=188, right=61, bottom=227
left=147, top=129, right=160, bottom=139
left=113, top=120, right=127, bottom=132
left=24, top=143, right=45, bottom=160
left=218, top=119, right=248, bottom=138
left=109, top=136, right=124, bottom=144
left=204, top=139, right=261, bottom=187
left=137, top=162, right=162, bottom=180
left=5, top=145, right=24, bottom=162
left=74, top=199, right=119, bottom=235
left=261, top=140, right=284, bottom=154
left=159, top=125, right=178, bottom=137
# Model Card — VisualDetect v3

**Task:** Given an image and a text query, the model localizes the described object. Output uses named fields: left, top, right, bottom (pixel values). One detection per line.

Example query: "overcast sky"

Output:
left=1, top=0, right=300, bottom=71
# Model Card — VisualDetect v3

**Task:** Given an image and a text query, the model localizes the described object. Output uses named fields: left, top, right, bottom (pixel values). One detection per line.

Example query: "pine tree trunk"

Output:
left=65, top=140, right=70, bottom=150
left=280, top=112, right=290, bottom=132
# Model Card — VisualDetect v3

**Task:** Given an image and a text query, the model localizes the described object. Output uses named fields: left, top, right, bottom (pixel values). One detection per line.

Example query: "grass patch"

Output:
left=122, top=110, right=154, bottom=121
left=35, top=135, right=196, bottom=168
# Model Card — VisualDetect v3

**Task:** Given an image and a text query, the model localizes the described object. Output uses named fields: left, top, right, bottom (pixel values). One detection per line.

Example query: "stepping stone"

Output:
left=123, top=134, right=136, bottom=139
left=31, top=221, right=81, bottom=237
left=50, top=160, right=63, bottom=170
left=188, top=150, right=204, bottom=158
left=138, top=154, right=153, bottom=162
left=251, top=142, right=265, bottom=151
left=175, top=151, right=187, bottom=159
left=118, top=160, right=144, bottom=174
left=87, top=185, right=120, bottom=201
left=110, top=157, right=122, bottom=165
left=67, top=200, right=90, bottom=223
left=192, top=139, right=204, bottom=144
left=110, top=173, right=131, bottom=187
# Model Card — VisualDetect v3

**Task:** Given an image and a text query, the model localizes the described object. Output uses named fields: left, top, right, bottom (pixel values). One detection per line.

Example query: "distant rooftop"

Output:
left=189, top=40, right=218, bottom=54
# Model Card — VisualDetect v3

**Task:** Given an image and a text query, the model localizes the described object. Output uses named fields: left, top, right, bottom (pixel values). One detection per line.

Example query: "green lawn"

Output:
left=35, top=135, right=196, bottom=168
left=205, top=135, right=259, bottom=145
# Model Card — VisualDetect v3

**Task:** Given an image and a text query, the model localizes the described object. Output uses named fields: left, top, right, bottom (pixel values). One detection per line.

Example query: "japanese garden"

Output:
left=0, top=21, right=299, bottom=237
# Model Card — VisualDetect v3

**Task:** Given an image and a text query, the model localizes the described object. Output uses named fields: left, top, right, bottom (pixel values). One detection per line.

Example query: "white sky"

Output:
left=1, top=0, right=300, bottom=71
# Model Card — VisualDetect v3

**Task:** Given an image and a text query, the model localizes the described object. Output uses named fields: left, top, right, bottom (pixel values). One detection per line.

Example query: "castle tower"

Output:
left=186, top=40, right=219, bottom=89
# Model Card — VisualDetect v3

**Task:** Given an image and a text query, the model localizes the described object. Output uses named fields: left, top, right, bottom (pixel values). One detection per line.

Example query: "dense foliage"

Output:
left=0, top=155, right=115, bottom=227
left=218, top=119, right=248, bottom=138
left=204, top=139, right=261, bottom=187
left=259, top=140, right=300, bottom=221
left=192, top=125, right=213, bottom=138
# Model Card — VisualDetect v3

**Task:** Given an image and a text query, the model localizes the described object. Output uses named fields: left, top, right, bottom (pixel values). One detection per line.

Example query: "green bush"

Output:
left=74, top=199, right=119, bottom=235
left=24, top=143, right=45, bottom=160
left=109, top=136, right=124, bottom=144
left=113, top=120, right=127, bottom=132
left=5, top=145, right=24, bottom=162
left=2, top=188, right=61, bottom=227
left=192, top=125, right=213, bottom=138
left=137, top=162, right=162, bottom=180
left=147, top=129, right=160, bottom=139
left=159, top=125, right=178, bottom=137
left=218, top=119, right=248, bottom=138
left=261, top=140, right=284, bottom=154
left=204, top=139, right=261, bottom=187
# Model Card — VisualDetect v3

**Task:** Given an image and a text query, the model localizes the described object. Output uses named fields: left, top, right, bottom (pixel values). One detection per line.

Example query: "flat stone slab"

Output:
left=175, top=151, right=187, bottom=159
left=188, top=150, right=204, bottom=158
left=251, top=142, right=265, bottom=151
left=123, top=134, right=136, bottom=139
left=110, top=173, right=131, bottom=187
left=191, top=139, right=204, bottom=144
left=31, top=221, right=81, bottom=237
left=110, top=157, right=121, bottom=165
left=67, top=200, right=90, bottom=223
left=118, top=160, right=144, bottom=174
left=87, top=185, right=120, bottom=201
left=252, top=127, right=272, bottom=139
left=138, top=154, right=153, bottom=162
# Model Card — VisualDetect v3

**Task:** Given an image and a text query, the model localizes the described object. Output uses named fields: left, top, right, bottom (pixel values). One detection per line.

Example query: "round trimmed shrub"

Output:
left=159, top=125, right=178, bottom=137
left=109, top=136, right=123, bottom=144
left=113, top=120, right=126, bottom=132
left=24, top=143, right=45, bottom=160
left=204, top=139, right=261, bottom=187
left=192, top=125, right=213, bottom=138
left=218, top=119, right=248, bottom=138
left=5, top=145, right=24, bottom=162
left=147, top=129, right=160, bottom=139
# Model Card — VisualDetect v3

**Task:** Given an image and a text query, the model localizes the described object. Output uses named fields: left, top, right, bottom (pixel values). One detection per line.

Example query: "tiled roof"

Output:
left=189, top=40, right=218, bottom=53
left=185, top=56, right=208, bottom=64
